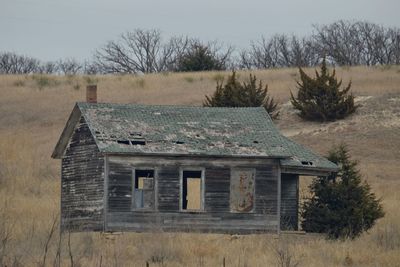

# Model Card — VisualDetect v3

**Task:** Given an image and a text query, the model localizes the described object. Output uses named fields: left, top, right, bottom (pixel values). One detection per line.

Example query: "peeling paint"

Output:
left=230, top=169, right=255, bottom=212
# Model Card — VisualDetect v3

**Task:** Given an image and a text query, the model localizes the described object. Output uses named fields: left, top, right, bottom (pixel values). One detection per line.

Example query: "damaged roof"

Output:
left=52, top=102, right=338, bottom=172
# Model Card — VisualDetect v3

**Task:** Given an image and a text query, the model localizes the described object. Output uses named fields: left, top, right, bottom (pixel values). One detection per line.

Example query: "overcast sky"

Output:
left=1, top=0, right=399, bottom=61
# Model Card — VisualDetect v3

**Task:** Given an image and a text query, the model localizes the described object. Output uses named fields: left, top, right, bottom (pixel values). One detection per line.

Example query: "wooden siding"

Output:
left=105, top=156, right=279, bottom=234
left=106, top=212, right=278, bottom=234
left=108, top=162, right=132, bottom=212
left=61, top=116, right=104, bottom=231
left=158, top=167, right=180, bottom=211
left=280, top=174, right=299, bottom=230
left=205, top=167, right=230, bottom=212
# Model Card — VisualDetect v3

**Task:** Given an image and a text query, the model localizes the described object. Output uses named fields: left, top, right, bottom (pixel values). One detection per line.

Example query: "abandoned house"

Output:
left=52, top=86, right=338, bottom=234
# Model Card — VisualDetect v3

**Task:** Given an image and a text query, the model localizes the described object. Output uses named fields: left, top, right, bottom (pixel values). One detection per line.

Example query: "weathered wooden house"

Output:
left=52, top=86, right=338, bottom=234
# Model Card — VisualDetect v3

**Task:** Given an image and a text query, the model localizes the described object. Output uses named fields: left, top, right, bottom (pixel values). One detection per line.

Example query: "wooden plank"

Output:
left=104, top=156, right=280, bottom=233
left=105, top=211, right=278, bottom=234
left=61, top=116, right=104, bottom=232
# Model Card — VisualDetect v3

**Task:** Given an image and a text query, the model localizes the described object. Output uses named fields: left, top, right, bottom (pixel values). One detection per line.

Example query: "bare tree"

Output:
left=94, top=29, right=191, bottom=74
left=312, top=20, right=400, bottom=66
left=290, top=36, right=320, bottom=67
left=1, top=21, right=398, bottom=75
left=242, top=36, right=278, bottom=69
left=313, top=21, right=361, bottom=65
left=83, top=60, right=100, bottom=75
left=388, top=28, right=400, bottom=64
left=57, top=58, right=82, bottom=75
left=155, top=35, right=191, bottom=72
left=239, top=34, right=318, bottom=69
left=238, top=50, right=253, bottom=70
left=38, top=61, right=58, bottom=74
left=0, top=52, right=40, bottom=74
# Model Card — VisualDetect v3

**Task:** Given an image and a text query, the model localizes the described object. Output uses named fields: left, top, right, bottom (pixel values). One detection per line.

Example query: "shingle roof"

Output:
left=71, top=102, right=337, bottom=172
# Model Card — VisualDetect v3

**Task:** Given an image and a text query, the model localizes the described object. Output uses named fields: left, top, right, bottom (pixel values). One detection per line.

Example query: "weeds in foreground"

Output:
left=273, top=239, right=300, bottom=267
left=372, top=222, right=400, bottom=250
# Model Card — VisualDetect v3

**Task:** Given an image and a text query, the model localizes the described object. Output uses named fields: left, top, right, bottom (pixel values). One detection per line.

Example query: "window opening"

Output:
left=181, top=170, right=203, bottom=211
left=133, top=169, right=155, bottom=209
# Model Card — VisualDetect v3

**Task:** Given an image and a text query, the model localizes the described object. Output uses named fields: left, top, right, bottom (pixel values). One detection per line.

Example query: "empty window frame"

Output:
left=132, top=169, right=155, bottom=210
left=180, top=169, right=204, bottom=211
left=230, top=169, right=255, bottom=212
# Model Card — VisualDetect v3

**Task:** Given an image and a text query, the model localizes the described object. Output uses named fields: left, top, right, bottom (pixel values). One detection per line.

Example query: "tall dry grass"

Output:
left=0, top=65, right=400, bottom=266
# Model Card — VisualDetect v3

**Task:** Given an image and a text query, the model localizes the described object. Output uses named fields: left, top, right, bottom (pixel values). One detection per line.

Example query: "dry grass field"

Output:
left=0, top=65, right=400, bottom=266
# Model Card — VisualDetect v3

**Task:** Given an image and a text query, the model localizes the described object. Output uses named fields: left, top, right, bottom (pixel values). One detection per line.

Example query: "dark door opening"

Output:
left=280, top=173, right=299, bottom=231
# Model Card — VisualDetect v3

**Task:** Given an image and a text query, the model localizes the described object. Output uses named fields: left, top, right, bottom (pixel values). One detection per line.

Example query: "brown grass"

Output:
left=0, top=65, right=400, bottom=266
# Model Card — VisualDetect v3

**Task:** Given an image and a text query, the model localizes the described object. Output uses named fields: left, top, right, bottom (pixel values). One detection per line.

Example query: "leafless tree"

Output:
left=252, top=35, right=281, bottom=68
left=206, top=40, right=235, bottom=70
left=240, top=36, right=277, bottom=69
left=1, top=21, right=398, bottom=75
left=57, top=58, right=83, bottom=75
left=290, top=36, right=320, bottom=67
left=388, top=28, right=400, bottom=64
left=83, top=60, right=100, bottom=75
left=94, top=29, right=191, bottom=74
left=38, top=61, right=58, bottom=74
left=239, top=34, right=318, bottom=69
left=0, top=52, right=40, bottom=74
left=157, top=35, right=191, bottom=72
left=313, top=20, right=400, bottom=66
left=373, top=26, right=400, bottom=65
left=312, top=21, right=362, bottom=65
left=240, top=21, right=399, bottom=69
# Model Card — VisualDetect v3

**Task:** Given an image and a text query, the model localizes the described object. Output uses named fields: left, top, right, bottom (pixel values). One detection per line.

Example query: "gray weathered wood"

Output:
left=104, top=155, right=280, bottom=234
left=61, top=116, right=104, bottom=232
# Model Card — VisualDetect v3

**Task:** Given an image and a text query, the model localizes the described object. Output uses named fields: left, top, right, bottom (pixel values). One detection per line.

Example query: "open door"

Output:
left=280, top=174, right=299, bottom=231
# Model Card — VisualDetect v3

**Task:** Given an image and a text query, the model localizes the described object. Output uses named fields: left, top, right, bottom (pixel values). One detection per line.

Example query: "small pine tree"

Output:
left=204, top=71, right=279, bottom=119
left=290, top=57, right=357, bottom=121
left=301, top=144, right=384, bottom=239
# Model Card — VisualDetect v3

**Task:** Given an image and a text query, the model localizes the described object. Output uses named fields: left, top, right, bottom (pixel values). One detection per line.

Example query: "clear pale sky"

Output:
left=1, top=0, right=399, bottom=61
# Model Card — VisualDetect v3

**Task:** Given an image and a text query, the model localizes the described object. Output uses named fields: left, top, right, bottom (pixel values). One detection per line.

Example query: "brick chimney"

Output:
left=86, top=85, right=97, bottom=103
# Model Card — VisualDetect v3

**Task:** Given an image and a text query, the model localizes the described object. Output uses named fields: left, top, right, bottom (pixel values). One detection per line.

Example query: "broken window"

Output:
left=230, top=169, right=255, bottom=212
left=133, top=169, right=155, bottom=209
left=117, top=140, right=130, bottom=145
left=131, top=139, right=146, bottom=145
left=181, top=170, right=203, bottom=211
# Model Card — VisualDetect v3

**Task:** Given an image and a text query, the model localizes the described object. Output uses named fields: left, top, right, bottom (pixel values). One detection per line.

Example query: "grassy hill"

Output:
left=0, top=66, right=399, bottom=266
